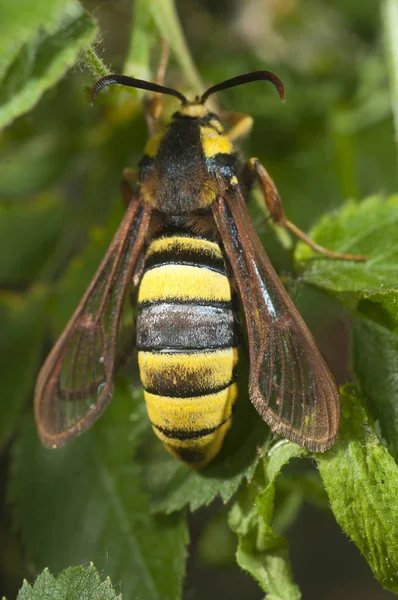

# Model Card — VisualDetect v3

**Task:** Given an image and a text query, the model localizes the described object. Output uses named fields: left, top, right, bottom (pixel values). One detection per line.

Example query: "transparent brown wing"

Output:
left=35, top=199, right=152, bottom=448
left=213, top=193, right=339, bottom=451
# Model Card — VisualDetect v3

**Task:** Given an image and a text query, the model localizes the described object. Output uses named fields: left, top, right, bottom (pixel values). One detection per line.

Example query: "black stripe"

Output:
left=201, top=112, right=224, bottom=126
left=144, top=232, right=226, bottom=274
left=142, top=370, right=238, bottom=398
left=136, top=303, right=238, bottom=351
left=137, top=298, right=233, bottom=310
left=151, top=227, right=214, bottom=241
left=152, top=416, right=231, bottom=440
left=140, top=345, right=237, bottom=355
left=145, top=250, right=226, bottom=274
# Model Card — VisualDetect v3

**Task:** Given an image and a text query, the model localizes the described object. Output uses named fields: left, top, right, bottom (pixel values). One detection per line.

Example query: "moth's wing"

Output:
left=35, top=199, right=152, bottom=448
left=213, top=193, right=339, bottom=451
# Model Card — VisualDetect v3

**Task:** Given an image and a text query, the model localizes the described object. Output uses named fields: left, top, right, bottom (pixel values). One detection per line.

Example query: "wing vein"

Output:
left=35, top=199, right=152, bottom=447
left=212, top=192, right=340, bottom=452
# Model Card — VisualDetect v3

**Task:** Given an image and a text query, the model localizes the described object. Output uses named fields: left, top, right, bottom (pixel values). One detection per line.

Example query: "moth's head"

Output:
left=90, top=71, right=284, bottom=124
left=175, top=101, right=209, bottom=119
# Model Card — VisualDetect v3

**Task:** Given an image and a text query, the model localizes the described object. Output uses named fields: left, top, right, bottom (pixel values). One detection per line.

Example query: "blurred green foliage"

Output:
left=1, top=0, right=398, bottom=599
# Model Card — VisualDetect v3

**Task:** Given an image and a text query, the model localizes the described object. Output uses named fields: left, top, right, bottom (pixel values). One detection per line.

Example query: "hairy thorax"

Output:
left=138, top=110, right=240, bottom=214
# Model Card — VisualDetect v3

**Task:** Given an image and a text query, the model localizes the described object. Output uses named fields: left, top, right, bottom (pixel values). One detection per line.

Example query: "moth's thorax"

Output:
left=138, top=105, right=239, bottom=215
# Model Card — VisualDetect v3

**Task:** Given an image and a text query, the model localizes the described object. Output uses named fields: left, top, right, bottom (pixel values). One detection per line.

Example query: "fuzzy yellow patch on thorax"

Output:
left=200, top=126, right=233, bottom=158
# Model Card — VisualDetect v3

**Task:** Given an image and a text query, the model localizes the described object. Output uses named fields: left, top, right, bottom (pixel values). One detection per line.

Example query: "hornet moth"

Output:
left=34, top=62, right=367, bottom=468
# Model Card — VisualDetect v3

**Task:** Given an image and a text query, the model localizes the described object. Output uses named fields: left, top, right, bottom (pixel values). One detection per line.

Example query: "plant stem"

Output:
left=82, top=46, right=109, bottom=80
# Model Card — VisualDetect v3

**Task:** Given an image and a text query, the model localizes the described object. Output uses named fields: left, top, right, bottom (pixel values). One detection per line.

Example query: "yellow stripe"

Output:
left=138, top=264, right=231, bottom=303
left=145, top=383, right=238, bottom=437
left=139, top=348, right=238, bottom=392
left=200, top=126, right=233, bottom=158
left=146, top=236, right=223, bottom=260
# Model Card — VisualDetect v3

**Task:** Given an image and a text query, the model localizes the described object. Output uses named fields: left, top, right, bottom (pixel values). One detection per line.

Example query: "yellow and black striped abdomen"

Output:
left=136, top=233, right=238, bottom=468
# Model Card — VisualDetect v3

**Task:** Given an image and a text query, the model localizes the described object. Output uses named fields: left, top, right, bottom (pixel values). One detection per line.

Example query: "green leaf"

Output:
left=0, top=286, right=48, bottom=450
left=198, top=510, right=237, bottom=567
left=295, top=195, right=398, bottom=329
left=353, top=317, right=398, bottom=458
left=0, top=0, right=97, bottom=130
left=271, top=484, right=303, bottom=537
left=276, top=471, right=329, bottom=514
left=10, top=377, right=188, bottom=600
left=140, top=372, right=271, bottom=513
left=228, top=442, right=307, bottom=600
left=16, top=564, right=121, bottom=600
left=317, top=385, right=398, bottom=594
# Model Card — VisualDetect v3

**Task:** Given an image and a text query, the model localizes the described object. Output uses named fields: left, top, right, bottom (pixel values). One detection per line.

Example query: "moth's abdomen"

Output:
left=136, top=233, right=238, bottom=468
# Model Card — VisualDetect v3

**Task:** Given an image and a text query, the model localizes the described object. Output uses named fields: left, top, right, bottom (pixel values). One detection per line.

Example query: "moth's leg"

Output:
left=224, top=111, right=254, bottom=143
left=121, top=168, right=139, bottom=208
left=144, top=39, right=170, bottom=137
left=223, top=112, right=256, bottom=203
left=245, top=158, right=368, bottom=261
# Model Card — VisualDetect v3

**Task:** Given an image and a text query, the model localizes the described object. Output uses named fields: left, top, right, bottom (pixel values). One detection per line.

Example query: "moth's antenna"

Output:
left=91, top=74, right=188, bottom=105
left=201, top=70, right=284, bottom=104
